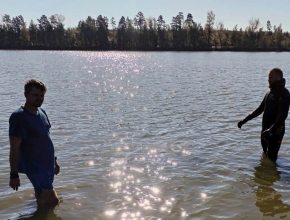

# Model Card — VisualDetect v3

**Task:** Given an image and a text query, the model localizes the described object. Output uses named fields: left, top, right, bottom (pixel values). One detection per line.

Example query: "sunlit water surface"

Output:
left=1, top=51, right=290, bottom=220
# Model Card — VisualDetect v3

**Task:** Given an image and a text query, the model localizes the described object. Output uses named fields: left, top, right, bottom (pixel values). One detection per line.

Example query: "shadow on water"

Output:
left=15, top=207, right=62, bottom=220
left=254, top=153, right=290, bottom=217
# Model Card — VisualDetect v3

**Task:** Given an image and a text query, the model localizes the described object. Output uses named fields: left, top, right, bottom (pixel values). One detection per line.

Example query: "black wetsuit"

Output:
left=243, top=79, right=290, bottom=161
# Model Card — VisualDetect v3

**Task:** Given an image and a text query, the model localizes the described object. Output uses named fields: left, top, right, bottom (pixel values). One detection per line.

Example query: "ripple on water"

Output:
left=1, top=51, right=290, bottom=219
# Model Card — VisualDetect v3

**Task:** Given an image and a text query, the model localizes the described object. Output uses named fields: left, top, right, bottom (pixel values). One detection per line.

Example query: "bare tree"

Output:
left=274, top=24, right=283, bottom=47
left=49, top=14, right=65, bottom=29
left=216, top=21, right=225, bottom=48
left=110, top=17, right=116, bottom=30
left=247, top=18, right=260, bottom=32
left=205, top=11, right=215, bottom=46
left=56, top=14, right=65, bottom=24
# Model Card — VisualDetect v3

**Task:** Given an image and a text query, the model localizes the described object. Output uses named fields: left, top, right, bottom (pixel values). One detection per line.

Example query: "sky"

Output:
left=1, top=0, right=289, bottom=31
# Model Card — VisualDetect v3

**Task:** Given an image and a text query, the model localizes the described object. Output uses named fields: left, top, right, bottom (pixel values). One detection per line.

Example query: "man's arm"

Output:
left=238, top=97, right=265, bottom=128
left=55, top=156, right=60, bottom=175
left=9, top=136, right=22, bottom=191
left=245, top=100, right=264, bottom=121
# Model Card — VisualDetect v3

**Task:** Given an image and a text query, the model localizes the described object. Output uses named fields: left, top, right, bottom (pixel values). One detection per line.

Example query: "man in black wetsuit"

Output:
left=238, top=68, right=290, bottom=161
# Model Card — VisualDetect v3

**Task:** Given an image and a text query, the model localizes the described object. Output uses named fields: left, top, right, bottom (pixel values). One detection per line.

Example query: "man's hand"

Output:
left=9, top=136, right=22, bottom=191
left=9, top=178, right=20, bottom=191
left=262, top=129, right=273, bottom=141
left=237, top=120, right=244, bottom=129
left=55, top=161, right=60, bottom=175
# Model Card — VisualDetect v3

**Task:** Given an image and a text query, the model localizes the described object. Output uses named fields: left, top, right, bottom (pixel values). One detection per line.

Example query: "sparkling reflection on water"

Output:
left=1, top=51, right=290, bottom=219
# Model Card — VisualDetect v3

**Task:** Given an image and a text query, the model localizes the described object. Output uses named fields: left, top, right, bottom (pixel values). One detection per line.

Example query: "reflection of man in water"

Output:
left=254, top=154, right=290, bottom=217
left=238, top=68, right=290, bottom=161
left=19, top=206, right=62, bottom=220
left=9, top=79, right=60, bottom=207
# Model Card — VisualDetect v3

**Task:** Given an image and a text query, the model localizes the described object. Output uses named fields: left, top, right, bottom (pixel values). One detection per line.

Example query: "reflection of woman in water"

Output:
left=254, top=154, right=290, bottom=217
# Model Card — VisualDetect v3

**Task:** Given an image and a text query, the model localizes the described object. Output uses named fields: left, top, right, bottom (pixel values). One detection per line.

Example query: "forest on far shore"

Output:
left=0, top=11, right=290, bottom=51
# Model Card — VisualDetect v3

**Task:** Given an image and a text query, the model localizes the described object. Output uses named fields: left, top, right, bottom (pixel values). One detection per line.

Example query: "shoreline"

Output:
left=1, top=48, right=290, bottom=52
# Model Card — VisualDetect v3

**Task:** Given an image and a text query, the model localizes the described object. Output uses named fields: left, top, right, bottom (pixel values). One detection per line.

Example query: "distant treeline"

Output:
left=0, top=12, right=290, bottom=51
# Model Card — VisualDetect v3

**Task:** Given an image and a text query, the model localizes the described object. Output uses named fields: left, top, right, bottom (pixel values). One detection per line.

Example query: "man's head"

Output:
left=24, top=79, right=47, bottom=108
left=268, top=68, right=283, bottom=88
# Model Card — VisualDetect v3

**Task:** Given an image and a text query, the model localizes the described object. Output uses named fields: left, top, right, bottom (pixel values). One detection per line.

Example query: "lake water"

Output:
left=1, top=51, right=290, bottom=220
